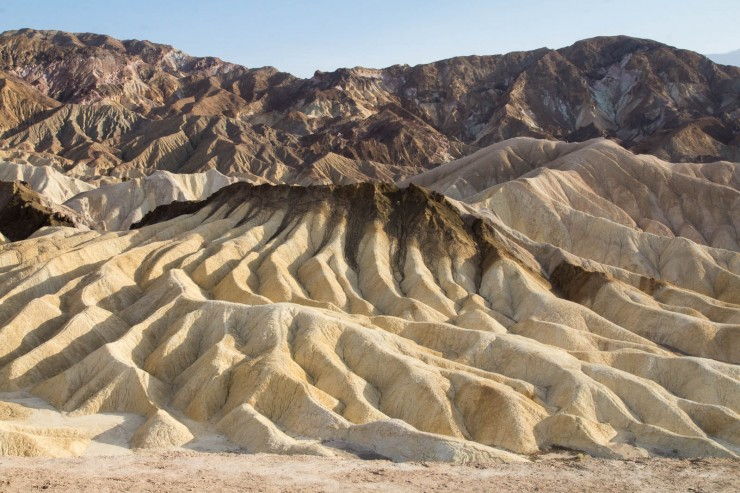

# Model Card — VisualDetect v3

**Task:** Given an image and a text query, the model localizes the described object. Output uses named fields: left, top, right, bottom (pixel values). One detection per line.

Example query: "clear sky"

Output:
left=2, top=0, right=738, bottom=77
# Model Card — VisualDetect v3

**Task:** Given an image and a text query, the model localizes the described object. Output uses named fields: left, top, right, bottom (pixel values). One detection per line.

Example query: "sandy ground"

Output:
left=0, top=451, right=737, bottom=492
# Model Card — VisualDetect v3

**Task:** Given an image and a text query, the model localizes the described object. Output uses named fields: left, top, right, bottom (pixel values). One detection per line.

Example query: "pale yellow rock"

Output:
left=216, top=404, right=332, bottom=456
left=131, top=410, right=194, bottom=449
left=64, top=169, right=241, bottom=230
left=0, top=175, right=736, bottom=462
left=0, top=421, right=89, bottom=457
left=405, top=137, right=740, bottom=250
left=0, top=160, right=94, bottom=203
left=0, top=401, right=31, bottom=421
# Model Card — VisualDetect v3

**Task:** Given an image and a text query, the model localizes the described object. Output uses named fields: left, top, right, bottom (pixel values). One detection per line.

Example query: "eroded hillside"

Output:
left=0, top=29, right=737, bottom=184
left=0, top=182, right=737, bottom=461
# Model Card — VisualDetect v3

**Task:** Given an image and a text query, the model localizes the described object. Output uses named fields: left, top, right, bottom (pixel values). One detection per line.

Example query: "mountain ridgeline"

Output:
left=0, top=29, right=737, bottom=184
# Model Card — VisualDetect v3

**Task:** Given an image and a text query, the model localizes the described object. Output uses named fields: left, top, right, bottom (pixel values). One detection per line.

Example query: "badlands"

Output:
left=0, top=137, right=738, bottom=463
left=0, top=27, right=737, bottom=491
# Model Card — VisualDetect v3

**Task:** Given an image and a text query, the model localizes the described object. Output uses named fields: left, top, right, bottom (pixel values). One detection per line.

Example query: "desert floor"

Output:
left=0, top=452, right=737, bottom=492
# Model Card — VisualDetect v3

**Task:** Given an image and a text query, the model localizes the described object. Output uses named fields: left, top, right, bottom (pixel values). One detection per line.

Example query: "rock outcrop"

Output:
left=0, top=180, right=86, bottom=240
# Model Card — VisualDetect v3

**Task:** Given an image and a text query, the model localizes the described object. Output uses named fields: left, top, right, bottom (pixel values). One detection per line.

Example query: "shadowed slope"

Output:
left=0, top=181, right=87, bottom=240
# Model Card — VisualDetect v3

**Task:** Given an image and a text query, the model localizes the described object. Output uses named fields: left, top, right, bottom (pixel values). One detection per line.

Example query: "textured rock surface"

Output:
left=0, top=182, right=737, bottom=461
left=0, top=28, right=736, bottom=462
left=131, top=410, right=194, bottom=449
left=0, top=161, right=241, bottom=231
left=63, top=169, right=241, bottom=230
left=404, top=137, right=740, bottom=249
left=0, top=29, right=737, bottom=184
left=0, top=180, right=87, bottom=240
left=0, top=161, right=94, bottom=203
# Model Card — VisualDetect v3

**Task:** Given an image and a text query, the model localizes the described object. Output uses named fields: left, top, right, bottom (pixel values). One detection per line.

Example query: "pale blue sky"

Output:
left=2, top=0, right=738, bottom=77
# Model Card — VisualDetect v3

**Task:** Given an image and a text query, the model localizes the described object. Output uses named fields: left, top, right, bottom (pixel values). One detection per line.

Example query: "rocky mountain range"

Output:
left=0, top=28, right=738, bottom=184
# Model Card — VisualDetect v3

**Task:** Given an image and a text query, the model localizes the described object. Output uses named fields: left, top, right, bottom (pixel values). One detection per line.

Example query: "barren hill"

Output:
left=0, top=29, right=737, bottom=183
left=0, top=180, right=737, bottom=460
left=404, top=138, right=740, bottom=250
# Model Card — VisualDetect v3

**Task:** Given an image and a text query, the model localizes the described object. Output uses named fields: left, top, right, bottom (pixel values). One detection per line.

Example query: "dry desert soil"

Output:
left=0, top=452, right=738, bottom=492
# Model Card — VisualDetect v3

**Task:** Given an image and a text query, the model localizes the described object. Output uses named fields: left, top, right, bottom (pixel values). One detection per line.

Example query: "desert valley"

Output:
left=0, top=26, right=737, bottom=491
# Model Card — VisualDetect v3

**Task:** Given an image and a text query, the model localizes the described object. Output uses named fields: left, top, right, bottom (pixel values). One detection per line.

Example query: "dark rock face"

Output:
left=0, top=29, right=737, bottom=181
left=132, top=180, right=544, bottom=284
left=0, top=180, right=82, bottom=240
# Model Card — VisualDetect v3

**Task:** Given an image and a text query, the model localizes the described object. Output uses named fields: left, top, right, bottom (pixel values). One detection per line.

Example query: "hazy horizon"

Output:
left=2, top=0, right=739, bottom=77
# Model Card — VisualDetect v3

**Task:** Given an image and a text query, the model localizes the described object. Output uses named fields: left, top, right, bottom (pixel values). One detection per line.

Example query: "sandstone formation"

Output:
left=0, top=182, right=736, bottom=461
left=0, top=29, right=736, bottom=185
left=0, top=160, right=94, bottom=203
left=0, top=160, right=242, bottom=230
left=131, top=410, right=194, bottom=449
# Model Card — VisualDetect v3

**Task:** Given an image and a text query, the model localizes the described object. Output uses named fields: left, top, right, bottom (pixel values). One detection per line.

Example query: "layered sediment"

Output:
left=0, top=182, right=736, bottom=461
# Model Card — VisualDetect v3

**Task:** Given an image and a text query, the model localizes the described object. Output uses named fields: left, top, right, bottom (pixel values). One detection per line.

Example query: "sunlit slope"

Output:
left=0, top=161, right=240, bottom=231
left=63, top=169, right=240, bottom=230
left=0, top=183, right=737, bottom=460
left=405, top=137, right=740, bottom=250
